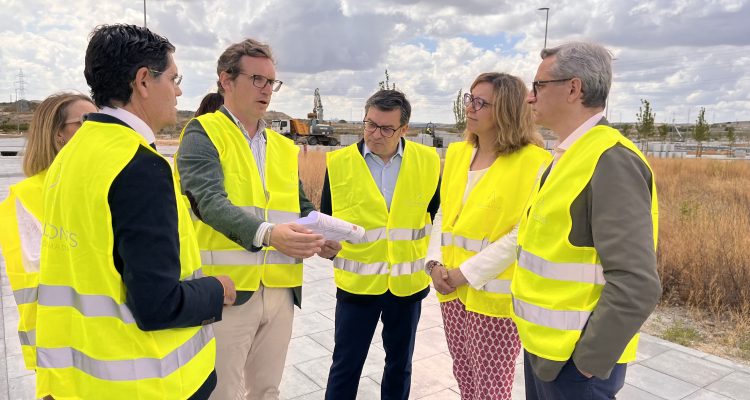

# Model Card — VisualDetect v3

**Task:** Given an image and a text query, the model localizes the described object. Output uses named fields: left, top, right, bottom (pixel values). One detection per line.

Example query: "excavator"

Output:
left=271, top=88, right=339, bottom=146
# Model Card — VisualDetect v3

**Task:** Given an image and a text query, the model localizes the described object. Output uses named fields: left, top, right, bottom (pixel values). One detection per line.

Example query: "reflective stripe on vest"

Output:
left=39, top=285, right=136, bottom=323
left=483, top=279, right=511, bottom=294
left=389, top=225, right=431, bottom=241
left=38, top=268, right=204, bottom=324
left=513, top=297, right=589, bottom=331
left=13, top=287, right=38, bottom=305
left=352, top=226, right=431, bottom=244
left=441, top=232, right=489, bottom=253
left=517, top=249, right=606, bottom=285
left=37, top=325, right=213, bottom=381
left=391, top=259, right=425, bottom=276
left=200, top=250, right=298, bottom=266
left=333, top=258, right=424, bottom=277
left=19, top=329, right=35, bottom=346
left=333, top=258, right=389, bottom=275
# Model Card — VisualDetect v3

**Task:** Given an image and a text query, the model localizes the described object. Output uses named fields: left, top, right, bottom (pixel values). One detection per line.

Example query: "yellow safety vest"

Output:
left=438, top=142, right=551, bottom=317
left=327, top=141, right=440, bottom=296
left=176, top=111, right=302, bottom=291
left=511, top=125, right=658, bottom=364
left=0, top=171, right=46, bottom=370
left=36, top=121, right=215, bottom=399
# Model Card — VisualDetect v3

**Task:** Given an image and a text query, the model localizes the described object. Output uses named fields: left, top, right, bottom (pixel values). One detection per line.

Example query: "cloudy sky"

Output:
left=1, top=0, right=748, bottom=124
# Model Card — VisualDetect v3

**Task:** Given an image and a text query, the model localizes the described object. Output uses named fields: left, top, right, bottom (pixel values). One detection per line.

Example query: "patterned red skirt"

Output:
left=441, top=299, right=521, bottom=400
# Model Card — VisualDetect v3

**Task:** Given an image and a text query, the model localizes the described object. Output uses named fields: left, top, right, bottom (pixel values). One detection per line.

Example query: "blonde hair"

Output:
left=464, top=72, right=543, bottom=155
left=22, top=92, right=94, bottom=177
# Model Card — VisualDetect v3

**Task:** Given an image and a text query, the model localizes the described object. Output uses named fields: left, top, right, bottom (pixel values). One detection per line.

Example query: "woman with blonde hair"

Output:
left=426, top=73, right=551, bottom=399
left=0, top=92, right=96, bottom=371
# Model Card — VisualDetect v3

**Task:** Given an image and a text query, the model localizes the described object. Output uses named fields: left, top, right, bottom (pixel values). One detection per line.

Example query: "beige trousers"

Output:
left=209, top=285, right=294, bottom=400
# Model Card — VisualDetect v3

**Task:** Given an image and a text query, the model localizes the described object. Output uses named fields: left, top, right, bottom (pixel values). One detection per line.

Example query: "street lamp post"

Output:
left=538, top=7, right=549, bottom=49
left=143, top=0, right=147, bottom=28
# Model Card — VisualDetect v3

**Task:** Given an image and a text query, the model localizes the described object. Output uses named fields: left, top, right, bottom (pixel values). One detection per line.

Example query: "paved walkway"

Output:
left=0, top=153, right=748, bottom=399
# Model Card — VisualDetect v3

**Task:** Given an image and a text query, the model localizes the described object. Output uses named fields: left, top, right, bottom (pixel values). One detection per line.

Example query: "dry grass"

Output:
left=651, top=158, right=750, bottom=362
left=299, top=150, right=327, bottom=209
left=652, top=158, right=750, bottom=317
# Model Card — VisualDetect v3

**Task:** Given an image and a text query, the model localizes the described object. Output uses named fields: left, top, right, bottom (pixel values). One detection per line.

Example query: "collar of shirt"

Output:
left=553, top=111, right=604, bottom=160
left=99, top=106, right=156, bottom=144
left=222, top=106, right=266, bottom=142
left=363, top=139, right=404, bottom=166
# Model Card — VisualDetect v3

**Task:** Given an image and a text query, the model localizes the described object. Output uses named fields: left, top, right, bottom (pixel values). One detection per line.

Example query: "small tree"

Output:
left=636, top=99, right=656, bottom=150
left=726, top=125, right=736, bottom=156
left=378, top=69, right=396, bottom=90
left=692, top=107, right=710, bottom=157
left=621, top=123, right=632, bottom=138
left=453, top=89, right=466, bottom=131
left=658, top=123, right=669, bottom=143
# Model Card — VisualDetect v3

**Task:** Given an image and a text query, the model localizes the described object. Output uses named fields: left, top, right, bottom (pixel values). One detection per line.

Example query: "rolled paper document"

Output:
left=294, top=211, right=365, bottom=242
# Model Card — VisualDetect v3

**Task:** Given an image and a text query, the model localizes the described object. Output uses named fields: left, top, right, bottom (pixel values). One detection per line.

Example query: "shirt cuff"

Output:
left=253, top=222, right=273, bottom=247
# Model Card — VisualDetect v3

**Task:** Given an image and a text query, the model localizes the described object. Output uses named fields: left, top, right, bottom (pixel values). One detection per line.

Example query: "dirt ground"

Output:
left=642, top=305, right=750, bottom=366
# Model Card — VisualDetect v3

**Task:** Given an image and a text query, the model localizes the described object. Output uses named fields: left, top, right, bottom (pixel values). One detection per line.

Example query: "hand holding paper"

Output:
left=294, top=211, right=365, bottom=243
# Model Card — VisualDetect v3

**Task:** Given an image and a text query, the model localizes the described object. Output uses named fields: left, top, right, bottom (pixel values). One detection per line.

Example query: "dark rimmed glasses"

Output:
left=531, top=78, right=574, bottom=97
left=363, top=120, right=403, bottom=138
left=149, top=69, right=183, bottom=86
left=463, top=92, right=493, bottom=111
left=236, top=72, right=283, bottom=92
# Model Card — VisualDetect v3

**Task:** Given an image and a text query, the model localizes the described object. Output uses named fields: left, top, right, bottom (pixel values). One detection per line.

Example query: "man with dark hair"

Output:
left=176, top=38, right=334, bottom=399
left=512, top=41, right=661, bottom=399
left=320, top=89, right=441, bottom=400
left=35, top=24, right=233, bottom=399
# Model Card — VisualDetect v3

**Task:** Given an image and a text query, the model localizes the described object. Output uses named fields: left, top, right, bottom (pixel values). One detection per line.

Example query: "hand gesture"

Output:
left=215, top=275, right=236, bottom=305
left=271, top=223, right=325, bottom=258
left=446, top=268, right=468, bottom=288
left=317, top=240, right=342, bottom=259
left=430, top=263, right=455, bottom=295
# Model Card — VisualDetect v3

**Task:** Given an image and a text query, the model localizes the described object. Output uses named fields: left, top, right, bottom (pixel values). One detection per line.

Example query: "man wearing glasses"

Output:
left=176, top=38, right=334, bottom=399
left=35, top=24, right=231, bottom=399
left=512, top=41, right=660, bottom=399
left=319, top=89, right=440, bottom=400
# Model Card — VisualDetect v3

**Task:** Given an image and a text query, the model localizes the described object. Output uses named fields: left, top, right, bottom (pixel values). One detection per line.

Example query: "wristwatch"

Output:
left=263, top=224, right=275, bottom=247
left=425, top=260, right=442, bottom=275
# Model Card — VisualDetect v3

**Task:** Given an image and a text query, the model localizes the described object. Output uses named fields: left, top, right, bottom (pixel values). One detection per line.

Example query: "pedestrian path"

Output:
left=0, top=154, right=748, bottom=399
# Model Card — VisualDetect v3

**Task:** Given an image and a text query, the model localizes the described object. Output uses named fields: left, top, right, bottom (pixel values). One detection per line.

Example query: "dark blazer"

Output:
left=89, top=113, right=223, bottom=399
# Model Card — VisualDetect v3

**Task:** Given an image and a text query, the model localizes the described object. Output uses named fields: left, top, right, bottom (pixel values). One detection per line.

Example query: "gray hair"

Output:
left=541, top=42, right=612, bottom=108
left=364, top=89, right=411, bottom=126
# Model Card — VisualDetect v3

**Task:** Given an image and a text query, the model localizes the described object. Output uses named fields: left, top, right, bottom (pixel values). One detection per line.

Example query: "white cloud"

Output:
left=0, top=0, right=747, bottom=124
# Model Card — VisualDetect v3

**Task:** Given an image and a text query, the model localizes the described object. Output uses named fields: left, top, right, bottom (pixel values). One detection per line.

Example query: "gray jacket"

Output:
left=176, top=108, right=315, bottom=307
left=527, top=120, right=662, bottom=381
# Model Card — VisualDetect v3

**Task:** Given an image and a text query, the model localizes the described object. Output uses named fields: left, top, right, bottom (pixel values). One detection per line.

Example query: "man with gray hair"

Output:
left=511, top=41, right=661, bottom=399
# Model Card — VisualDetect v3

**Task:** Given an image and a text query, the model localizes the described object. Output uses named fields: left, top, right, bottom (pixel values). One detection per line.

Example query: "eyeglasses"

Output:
left=236, top=72, right=283, bottom=92
left=363, top=120, right=402, bottom=138
left=463, top=92, right=493, bottom=111
left=531, top=78, right=574, bottom=97
left=149, top=69, right=183, bottom=86
left=63, top=113, right=90, bottom=126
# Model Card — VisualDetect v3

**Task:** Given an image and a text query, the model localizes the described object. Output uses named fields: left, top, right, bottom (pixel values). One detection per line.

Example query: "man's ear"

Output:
left=400, top=124, right=409, bottom=137
left=568, top=77, right=583, bottom=103
left=132, top=66, right=151, bottom=99
left=219, top=71, right=233, bottom=95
